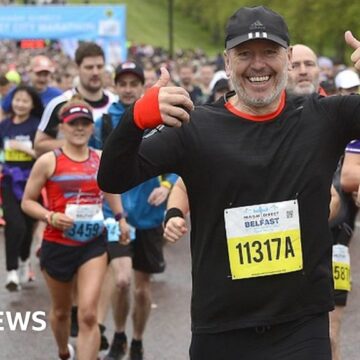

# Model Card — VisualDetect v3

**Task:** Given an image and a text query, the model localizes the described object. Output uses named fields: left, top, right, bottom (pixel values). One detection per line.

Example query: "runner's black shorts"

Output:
left=334, top=289, right=348, bottom=306
left=190, top=312, right=331, bottom=360
left=40, top=236, right=107, bottom=282
left=107, top=226, right=165, bottom=274
left=107, top=242, right=132, bottom=261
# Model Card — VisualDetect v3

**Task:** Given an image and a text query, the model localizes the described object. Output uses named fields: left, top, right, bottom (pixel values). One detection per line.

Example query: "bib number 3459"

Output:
left=64, top=202, right=104, bottom=242
left=66, top=222, right=102, bottom=241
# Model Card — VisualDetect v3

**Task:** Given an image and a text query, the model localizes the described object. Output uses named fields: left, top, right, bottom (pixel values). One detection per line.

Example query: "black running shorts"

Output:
left=189, top=313, right=331, bottom=360
left=334, top=289, right=348, bottom=306
left=40, top=236, right=107, bottom=282
left=107, top=242, right=132, bottom=262
left=132, top=226, right=165, bottom=274
left=106, top=226, right=165, bottom=274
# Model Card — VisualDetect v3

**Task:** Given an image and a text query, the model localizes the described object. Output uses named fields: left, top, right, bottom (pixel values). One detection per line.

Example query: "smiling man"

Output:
left=98, top=5, right=360, bottom=360
left=223, top=6, right=290, bottom=113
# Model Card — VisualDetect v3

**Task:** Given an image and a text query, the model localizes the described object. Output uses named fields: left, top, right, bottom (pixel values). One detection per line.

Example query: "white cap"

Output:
left=209, top=70, right=228, bottom=90
left=335, top=69, right=360, bottom=89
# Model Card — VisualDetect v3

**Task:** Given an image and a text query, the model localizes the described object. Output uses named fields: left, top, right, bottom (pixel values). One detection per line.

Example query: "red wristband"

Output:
left=134, top=87, right=162, bottom=130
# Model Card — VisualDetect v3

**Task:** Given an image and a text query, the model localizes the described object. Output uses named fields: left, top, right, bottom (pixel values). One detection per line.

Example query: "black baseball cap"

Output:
left=115, top=62, right=145, bottom=84
left=225, top=6, right=290, bottom=50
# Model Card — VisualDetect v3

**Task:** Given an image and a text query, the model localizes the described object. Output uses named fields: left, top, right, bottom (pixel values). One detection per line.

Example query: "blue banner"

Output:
left=0, top=5, right=127, bottom=63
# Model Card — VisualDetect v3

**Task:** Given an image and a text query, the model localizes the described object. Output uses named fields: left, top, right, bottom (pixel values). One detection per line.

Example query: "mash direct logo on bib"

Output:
left=224, top=200, right=303, bottom=280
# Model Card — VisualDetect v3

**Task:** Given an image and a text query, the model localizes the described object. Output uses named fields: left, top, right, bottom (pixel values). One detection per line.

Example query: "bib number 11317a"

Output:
left=224, top=200, right=303, bottom=280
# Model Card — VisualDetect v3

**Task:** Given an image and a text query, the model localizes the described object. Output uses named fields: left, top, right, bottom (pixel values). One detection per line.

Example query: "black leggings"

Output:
left=190, top=313, right=331, bottom=360
left=1, top=184, right=35, bottom=271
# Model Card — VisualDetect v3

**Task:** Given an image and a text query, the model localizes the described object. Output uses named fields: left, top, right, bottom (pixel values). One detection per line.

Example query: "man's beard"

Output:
left=230, top=67, right=288, bottom=108
left=81, top=79, right=102, bottom=93
left=290, top=83, right=316, bottom=96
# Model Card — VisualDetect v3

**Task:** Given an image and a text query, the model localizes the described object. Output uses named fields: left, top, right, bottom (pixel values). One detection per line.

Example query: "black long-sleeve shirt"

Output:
left=98, top=92, right=360, bottom=333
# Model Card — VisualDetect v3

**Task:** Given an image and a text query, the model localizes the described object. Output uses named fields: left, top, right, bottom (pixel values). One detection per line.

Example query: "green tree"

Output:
left=174, top=0, right=360, bottom=62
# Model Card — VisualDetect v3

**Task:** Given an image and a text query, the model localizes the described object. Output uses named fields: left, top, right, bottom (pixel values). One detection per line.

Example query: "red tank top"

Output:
left=44, top=148, right=102, bottom=246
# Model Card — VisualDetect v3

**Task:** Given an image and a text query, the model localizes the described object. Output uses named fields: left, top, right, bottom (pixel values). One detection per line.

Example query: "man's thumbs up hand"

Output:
left=133, top=67, right=194, bottom=130
left=345, top=31, right=360, bottom=70
left=157, top=67, right=194, bottom=127
left=154, top=67, right=171, bottom=88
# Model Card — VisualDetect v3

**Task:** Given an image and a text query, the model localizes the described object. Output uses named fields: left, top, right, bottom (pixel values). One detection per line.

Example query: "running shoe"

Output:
left=104, top=333, right=127, bottom=360
left=130, top=341, right=143, bottom=360
left=99, top=324, right=109, bottom=351
left=5, top=270, right=20, bottom=291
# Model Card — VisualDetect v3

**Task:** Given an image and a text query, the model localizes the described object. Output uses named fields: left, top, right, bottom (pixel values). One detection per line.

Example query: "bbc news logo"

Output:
left=0, top=311, right=46, bottom=331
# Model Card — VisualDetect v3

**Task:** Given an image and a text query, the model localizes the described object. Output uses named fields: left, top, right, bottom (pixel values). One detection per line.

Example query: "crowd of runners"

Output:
left=0, top=4, right=360, bottom=360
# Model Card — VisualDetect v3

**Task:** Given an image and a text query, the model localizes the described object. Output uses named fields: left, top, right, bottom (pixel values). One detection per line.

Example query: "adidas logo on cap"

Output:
left=249, top=20, right=265, bottom=31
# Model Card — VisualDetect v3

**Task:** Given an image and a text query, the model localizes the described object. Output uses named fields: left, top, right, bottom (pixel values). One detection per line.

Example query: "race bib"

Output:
left=224, top=200, right=303, bottom=280
left=332, top=244, right=351, bottom=291
left=64, top=202, right=104, bottom=242
left=4, top=138, right=33, bottom=162
left=104, top=218, right=136, bottom=242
